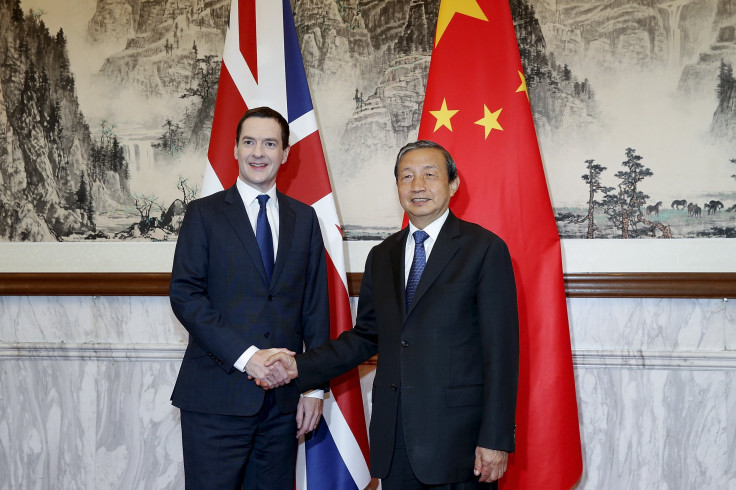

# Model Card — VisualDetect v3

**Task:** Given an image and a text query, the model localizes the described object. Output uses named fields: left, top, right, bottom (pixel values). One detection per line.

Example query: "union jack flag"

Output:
left=203, top=1, right=371, bottom=488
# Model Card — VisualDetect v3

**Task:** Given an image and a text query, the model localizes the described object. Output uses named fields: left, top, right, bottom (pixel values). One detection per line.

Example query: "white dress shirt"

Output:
left=231, top=178, right=321, bottom=398
left=404, top=209, right=450, bottom=286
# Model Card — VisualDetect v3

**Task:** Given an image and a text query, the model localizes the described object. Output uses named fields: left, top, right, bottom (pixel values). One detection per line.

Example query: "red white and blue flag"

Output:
left=202, top=1, right=371, bottom=488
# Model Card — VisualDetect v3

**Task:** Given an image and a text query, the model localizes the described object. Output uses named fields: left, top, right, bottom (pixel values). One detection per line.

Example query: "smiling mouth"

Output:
left=411, top=198, right=429, bottom=203
left=249, top=162, right=268, bottom=168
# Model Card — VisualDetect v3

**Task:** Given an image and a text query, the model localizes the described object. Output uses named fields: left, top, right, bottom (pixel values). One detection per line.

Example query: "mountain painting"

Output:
left=0, top=0, right=228, bottom=242
left=1, top=0, right=734, bottom=242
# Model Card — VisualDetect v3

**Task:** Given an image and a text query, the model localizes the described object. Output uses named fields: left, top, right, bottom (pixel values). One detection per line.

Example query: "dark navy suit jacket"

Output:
left=297, top=211, right=519, bottom=484
left=170, top=185, right=329, bottom=416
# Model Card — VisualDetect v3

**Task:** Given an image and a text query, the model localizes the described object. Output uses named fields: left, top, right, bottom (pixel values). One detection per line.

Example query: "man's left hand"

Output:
left=474, top=447, right=508, bottom=483
left=295, top=397, right=323, bottom=438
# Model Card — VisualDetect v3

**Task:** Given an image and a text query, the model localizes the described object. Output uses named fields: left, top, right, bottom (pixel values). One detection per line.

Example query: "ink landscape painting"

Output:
left=1, top=0, right=735, bottom=247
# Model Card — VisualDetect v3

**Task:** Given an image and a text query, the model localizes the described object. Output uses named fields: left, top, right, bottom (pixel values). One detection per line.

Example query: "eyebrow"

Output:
left=240, top=136, right=279, bottom=143
left=401, top=164, right=439, bottom=172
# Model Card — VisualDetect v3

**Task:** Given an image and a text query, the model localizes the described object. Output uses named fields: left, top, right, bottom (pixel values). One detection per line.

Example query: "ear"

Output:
left=282, top=146, right=290, bottom=164
left=449, top=176, right=460, bottom=197
left=233, top=144, right=238, bottom=160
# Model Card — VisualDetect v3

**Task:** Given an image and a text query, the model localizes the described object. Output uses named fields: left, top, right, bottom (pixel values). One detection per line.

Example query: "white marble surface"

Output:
left=575, top=368, right=730, bottom=489
left=0, top=296, right=187, bottom=345
left=568, top=297, right=732, bottom=352
left=0, top=359, right=96, bottom=489
left=95, top=361, right=183, bottom=490
left=0, top=295, right=734, bottom=489
left=727, top=373, right=736, bottom=489
left=726, top=300, right=736, bottom=351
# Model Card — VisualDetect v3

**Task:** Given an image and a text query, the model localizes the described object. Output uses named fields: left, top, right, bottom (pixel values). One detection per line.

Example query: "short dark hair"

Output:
left=235, top=107, right=290, bottom=149
left=394, top=140, right=458, bottom=182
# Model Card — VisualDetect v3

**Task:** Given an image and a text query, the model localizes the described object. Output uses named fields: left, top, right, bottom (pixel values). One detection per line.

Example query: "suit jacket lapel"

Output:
left=271, top=191, right=295, bottom=287
left=406, top=212, right=461, bottom=318
left=222, top=185, right=270, bottom=284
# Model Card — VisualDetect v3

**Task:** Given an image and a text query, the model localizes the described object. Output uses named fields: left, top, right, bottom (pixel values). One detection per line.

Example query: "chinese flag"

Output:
left=417, top=0, right=582, bottom=488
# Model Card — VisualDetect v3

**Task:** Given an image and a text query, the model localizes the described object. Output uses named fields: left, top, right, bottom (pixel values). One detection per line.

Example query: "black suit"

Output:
left=169, top=185, right=329, bottom=487
left=297, top=211, right=519, bottom=485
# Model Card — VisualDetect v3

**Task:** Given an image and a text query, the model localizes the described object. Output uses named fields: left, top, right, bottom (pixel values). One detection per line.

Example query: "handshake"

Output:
left=245, top=348, right=300, bottom=389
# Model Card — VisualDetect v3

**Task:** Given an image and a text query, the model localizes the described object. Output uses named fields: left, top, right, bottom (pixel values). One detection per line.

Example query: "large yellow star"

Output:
left=435, top=0, right=488, bottom=47
left=516, top=71, right=529, bottom=101
left=474, top=105, right=503, bottom=139
left=430, top=98, right=459, bottom=132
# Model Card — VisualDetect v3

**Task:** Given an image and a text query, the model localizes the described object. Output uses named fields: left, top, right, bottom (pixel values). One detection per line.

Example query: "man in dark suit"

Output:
left=265, top=140, right=519, bottom=489
left=169, top=106, right=329, bottom=489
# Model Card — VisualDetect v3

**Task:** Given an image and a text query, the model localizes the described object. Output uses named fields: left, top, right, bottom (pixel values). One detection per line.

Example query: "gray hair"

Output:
left=394, top=140, right=458, bottom=182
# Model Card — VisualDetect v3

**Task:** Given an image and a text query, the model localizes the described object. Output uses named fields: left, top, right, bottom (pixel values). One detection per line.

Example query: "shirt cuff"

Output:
left=301, top=389, right=324, bottom=399
left=234, top=345, right=259, bottom=372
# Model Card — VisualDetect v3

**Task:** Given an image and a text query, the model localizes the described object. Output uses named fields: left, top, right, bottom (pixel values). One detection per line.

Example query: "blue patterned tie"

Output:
left=406, top=230, right=429, bottom=311
left=256, top=195, right=274, bottom=282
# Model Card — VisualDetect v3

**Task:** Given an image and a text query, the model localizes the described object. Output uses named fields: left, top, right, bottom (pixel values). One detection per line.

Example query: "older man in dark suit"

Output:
left=265, top=140, right=519, bottom=489
left=169, top=107, right=329, bottom=489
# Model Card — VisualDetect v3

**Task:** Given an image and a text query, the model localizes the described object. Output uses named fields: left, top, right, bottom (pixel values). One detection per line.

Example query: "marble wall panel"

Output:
left=567, top=298, right=729, bottom=352
left=95, top=361, right=183, bottom=490
left=0, top=359, right=96, bottom=490
left=0, top=296, right=94, bottom=344
left=90, top=297, right=187, bottom=345
left=1, top=295, right=735, bottom=489
left=575, top=367, right=730, bottom=490
left=725, top=299, right=736, bottom=351
left=0, top=296, right=187, bottom=345
left=727, top=372, right=736, bottom=490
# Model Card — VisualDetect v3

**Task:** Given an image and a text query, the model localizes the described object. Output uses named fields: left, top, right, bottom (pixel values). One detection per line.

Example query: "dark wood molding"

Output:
left=1, top=272, right=735, bottom=298
left=563, top=272, right=736, bottom=298
left=0, top=273, right=171, bottom=296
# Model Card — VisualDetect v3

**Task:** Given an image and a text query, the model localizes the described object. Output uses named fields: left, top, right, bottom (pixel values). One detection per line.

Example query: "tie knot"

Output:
left=257, top=194, right=269, bottom=208
left=413, top=230, right=429, bottom=245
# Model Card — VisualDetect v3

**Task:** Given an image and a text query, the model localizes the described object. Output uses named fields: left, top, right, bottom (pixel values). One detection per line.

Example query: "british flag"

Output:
left=202, top=1, right=371, bottom=488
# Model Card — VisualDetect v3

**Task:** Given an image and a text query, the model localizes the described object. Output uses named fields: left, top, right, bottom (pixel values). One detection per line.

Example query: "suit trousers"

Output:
left=180, top=391, right=297, bottom=490
left=381, top=398, right=496, bottom=490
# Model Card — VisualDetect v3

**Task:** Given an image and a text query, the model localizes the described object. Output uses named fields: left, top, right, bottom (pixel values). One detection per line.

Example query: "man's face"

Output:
left=234, top=117, right=289, bottom=192
left=396, top=148, right=459, bottom=229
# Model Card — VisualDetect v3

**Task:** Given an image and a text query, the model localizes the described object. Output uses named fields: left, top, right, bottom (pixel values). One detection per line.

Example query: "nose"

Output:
left=411, top=176, right=425, bottom=191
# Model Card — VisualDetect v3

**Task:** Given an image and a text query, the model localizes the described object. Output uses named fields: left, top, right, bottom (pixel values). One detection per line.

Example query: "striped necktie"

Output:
left=405, top=230, right=429, bottom=311
left=256, top=195, right=274, bottom=282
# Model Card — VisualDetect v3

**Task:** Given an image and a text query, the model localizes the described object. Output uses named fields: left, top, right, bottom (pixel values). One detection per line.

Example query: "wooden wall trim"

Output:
left=1, top=272, right=734, bottom=298
left=563, top=273, right=736, bottom=298
left=0, top=273, right=171, bottom=296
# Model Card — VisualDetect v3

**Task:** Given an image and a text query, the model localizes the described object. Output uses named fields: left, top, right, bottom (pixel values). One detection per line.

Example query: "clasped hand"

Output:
left=246, top=349, right=321, bottom=437
left=245, top=348, right=296, bottom=389
left=246, top=348, right=300, bottom=389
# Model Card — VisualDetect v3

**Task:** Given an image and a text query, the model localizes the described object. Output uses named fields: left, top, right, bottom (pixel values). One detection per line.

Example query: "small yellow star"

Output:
left=435, top=0, right=488, bottom=47
left=516, top=71, right=529, bottom=101
left=474, top=105, right=503, bottom=139
left=430, top=98, right=459, bottom=132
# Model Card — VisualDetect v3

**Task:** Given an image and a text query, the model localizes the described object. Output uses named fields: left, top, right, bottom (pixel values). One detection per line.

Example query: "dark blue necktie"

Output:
left=256, top=195, right=274, bottom=282
left=406, top=230, right=429, bottom=311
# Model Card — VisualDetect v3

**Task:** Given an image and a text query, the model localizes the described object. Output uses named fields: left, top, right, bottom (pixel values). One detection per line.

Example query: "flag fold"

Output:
left=418, top=0, right=583, bottom=488
left=204, top=1, right=371, bottom=488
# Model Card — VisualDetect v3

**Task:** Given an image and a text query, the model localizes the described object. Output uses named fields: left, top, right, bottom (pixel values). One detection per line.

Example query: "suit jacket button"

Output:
left=263, top=332, right=270, bottom=339
left=268, top=295, right=274, bottom=301
left=391, top=384, right=398, bottom=391
left=401, top=340, right=409, bottom=347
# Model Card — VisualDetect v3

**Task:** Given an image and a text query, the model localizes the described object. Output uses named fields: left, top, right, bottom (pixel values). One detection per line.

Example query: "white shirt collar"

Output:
left=408, top=209, right=450, bottom=243
left=236, top=178, right=277, bottom=206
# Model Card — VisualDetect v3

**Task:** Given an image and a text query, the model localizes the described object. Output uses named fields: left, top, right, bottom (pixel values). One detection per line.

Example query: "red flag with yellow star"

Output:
left=418, top=0, right=582, bottom=488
